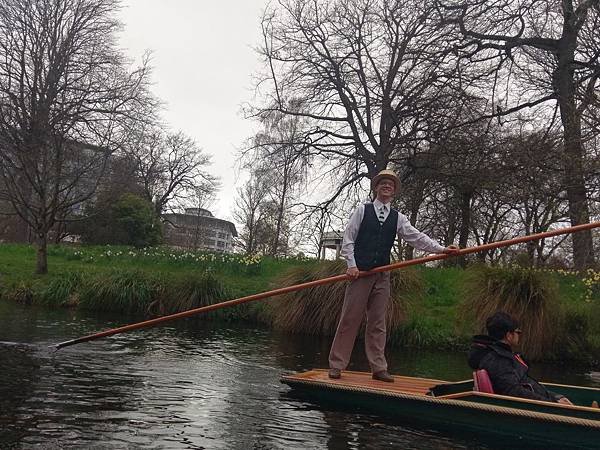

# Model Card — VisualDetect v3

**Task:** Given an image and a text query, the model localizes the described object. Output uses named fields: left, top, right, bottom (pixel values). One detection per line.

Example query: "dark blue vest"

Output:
left=354, top=203, right=398, bottom=271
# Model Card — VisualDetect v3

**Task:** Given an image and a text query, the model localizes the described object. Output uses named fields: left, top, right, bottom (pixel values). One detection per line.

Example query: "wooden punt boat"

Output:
left=281, top=369, right=600, bottom=448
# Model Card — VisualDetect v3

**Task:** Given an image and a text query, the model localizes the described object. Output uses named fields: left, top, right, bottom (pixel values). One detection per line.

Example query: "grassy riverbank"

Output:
left=1, top=243, right=599, bottom=362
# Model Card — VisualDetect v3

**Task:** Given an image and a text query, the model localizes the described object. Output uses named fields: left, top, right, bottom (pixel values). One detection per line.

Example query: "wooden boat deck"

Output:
left=282, top=369, right=445, bottom=396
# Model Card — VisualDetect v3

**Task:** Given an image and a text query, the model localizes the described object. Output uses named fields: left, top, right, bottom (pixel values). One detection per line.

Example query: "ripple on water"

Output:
left=4, top=303, right=591, bottom=449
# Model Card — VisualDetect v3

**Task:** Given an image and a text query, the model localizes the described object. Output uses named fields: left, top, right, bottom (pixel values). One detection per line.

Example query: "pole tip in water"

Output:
left=51, top=342, right=69, bottom=352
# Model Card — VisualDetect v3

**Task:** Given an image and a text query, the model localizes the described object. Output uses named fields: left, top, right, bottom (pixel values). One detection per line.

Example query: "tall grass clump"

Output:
left=78, top=270, right=156, bottom=315
left=40, top=272, right=82, bottom=307
left=152, top=273, right=232, bottom=318
left=461, top=265, right=561, bottom=360
left=269, top=260, right=422, bottom=336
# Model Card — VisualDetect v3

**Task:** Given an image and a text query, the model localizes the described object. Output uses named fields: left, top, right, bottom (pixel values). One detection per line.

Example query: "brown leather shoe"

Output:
left=328, top=368, right=341, bottom=379
left=372, top=371, right=394, bottom=382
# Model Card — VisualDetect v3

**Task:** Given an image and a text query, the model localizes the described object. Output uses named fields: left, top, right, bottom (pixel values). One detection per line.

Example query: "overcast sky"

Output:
left=117, top=0, right=268, bottom=222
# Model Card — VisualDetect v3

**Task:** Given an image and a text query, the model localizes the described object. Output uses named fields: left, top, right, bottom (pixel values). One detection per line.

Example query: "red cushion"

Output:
left=473, top=369, right=494, bottom=394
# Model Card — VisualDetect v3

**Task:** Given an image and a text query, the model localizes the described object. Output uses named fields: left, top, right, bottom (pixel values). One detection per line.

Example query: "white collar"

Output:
left=373, top=198, right=391, bottom=211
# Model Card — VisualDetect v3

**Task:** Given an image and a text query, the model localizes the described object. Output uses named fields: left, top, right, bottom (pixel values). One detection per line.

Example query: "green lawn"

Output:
left=0, top=243, right=311, bottom=297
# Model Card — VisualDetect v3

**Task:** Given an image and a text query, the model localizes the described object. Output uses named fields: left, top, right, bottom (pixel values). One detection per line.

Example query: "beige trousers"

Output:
left=328, top=272, right=390, bottom=373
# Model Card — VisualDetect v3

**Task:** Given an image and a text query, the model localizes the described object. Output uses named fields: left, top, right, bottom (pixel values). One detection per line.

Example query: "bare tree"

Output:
left=423, top=123, right=506, bottom=261
left=252, top=199, right=292, bottom=255
left=506, top=130, right=570, bottom=265
left=388, top=92, right=509, bottom=264
left=245, top=103, right=310, bottom=256
left=437, top=0, right=600, bottom=268
left=307, top=208, right=337, bottom=259
left=123, top=127, right=218, bottom=216
left=232, top=170, right=270, bottom=255
left=0, top=0, right=153, bottom=274
left=252, top=0, right=462, bottom=208
left=470, top=195, right=516, bottom=263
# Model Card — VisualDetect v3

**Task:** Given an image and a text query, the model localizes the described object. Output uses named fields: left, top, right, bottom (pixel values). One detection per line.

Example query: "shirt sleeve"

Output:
left=341, top=204, right=365, bottom=268
left=396, top=212, right=445, bottom=253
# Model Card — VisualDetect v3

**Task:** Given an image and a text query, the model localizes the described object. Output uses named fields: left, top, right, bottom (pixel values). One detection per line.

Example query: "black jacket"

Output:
left=468, top=335, right=562, bottom=403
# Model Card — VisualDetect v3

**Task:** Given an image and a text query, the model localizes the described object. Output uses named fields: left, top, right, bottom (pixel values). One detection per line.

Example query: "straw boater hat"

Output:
left=371, top=169, right=400, bottom=192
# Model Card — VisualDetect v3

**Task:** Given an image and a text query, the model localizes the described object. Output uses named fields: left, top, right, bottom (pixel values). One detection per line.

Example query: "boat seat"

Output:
left=473, top=369, right=494, bottom=394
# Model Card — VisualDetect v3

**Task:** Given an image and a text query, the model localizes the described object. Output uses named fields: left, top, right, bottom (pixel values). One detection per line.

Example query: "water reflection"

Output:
left=0, top=301, right=596, bottom=449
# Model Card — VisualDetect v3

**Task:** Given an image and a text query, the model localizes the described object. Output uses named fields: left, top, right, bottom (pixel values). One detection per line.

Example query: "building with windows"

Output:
left=162, top=208, right=237, bottom=252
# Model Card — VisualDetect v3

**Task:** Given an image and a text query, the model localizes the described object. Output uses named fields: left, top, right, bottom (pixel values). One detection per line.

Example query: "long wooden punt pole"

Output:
left=55, top=221, right=600, bottom=350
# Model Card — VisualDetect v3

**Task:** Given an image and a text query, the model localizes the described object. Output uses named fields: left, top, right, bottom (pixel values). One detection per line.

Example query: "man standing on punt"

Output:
left=328, top=170, right=459, bottom=382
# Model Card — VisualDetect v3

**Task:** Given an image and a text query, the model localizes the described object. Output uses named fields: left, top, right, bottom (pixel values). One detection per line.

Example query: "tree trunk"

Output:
left=563, top=158, right=594, bottom=269
left=272, top=203, right=284, bottom=256
left=523, top=210, right=535, bottom=267
left=536, top=239, right=546, bottom=266
left=35, top=232, right=48, bottom=275
left=271, top=168, right=289, bottom=256
left=555, top=22, right=595, bottom=269
left=457, top=190, right=472, bottom=268
left=247, top=214, right=255, bottom=255
left=446, top=216, right=457, bottom=248
left=561, top=108, right=594, bottom=269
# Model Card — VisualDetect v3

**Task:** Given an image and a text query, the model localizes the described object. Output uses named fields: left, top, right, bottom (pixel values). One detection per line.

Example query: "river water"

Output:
left=1, top=301, right=598, bottom=449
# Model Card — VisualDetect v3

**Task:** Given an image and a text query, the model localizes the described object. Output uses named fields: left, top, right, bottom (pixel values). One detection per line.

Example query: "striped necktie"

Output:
left=378, top=206, right=386, bottom=224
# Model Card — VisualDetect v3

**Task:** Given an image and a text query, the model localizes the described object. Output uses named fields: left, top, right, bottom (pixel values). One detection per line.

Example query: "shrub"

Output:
left=268, top=260, right=421, bottom=336
left=81, top=193, right=162, bottom=248
left=461, top=265, right=561, bottom=360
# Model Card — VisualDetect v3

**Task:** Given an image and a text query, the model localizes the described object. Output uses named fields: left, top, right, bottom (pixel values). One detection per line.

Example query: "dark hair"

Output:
left=486, top=312, right=519, bottom=340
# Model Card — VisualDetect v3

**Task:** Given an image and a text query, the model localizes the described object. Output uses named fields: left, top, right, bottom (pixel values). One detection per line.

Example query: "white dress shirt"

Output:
left=341, top=199, right=446, bottom=268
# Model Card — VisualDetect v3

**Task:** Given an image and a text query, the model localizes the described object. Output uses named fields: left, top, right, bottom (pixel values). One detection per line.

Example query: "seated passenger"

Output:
left=468, top=311, right=572, bottom=405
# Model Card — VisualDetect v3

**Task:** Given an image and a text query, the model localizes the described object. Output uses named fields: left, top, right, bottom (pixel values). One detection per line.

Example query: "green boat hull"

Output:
left=282, top=371, right=600, bottom=448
